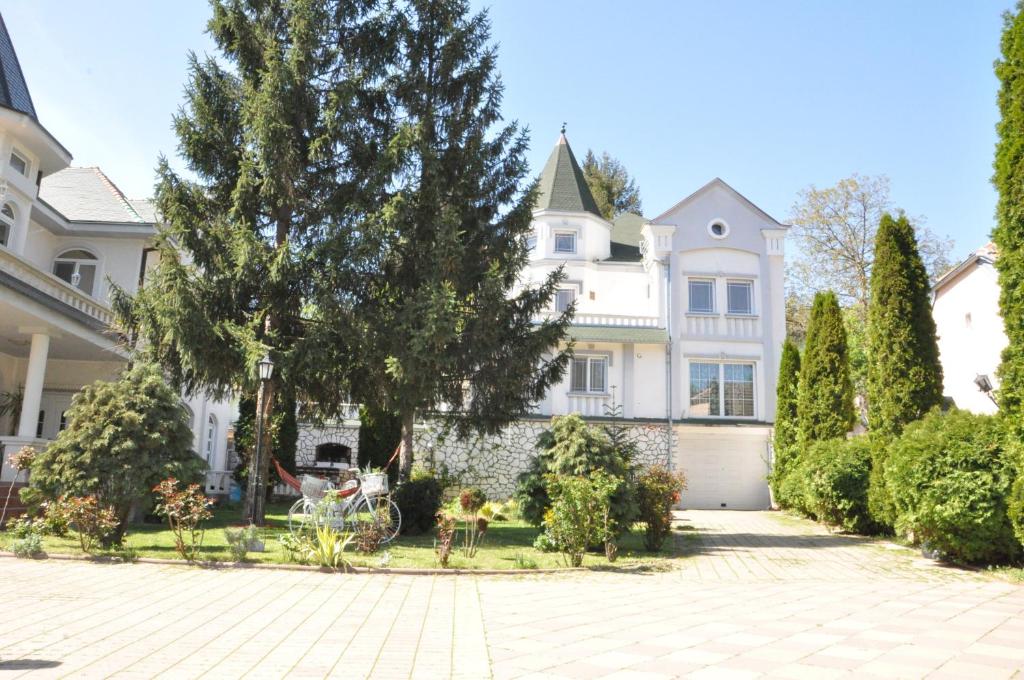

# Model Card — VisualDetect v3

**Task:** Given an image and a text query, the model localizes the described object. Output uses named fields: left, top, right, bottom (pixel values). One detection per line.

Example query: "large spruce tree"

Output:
left=995, top=4, right=1024, bottom=436
left=769, top=340, right=801, bottom=505
left=115, top=0, right=395, bottom=523
left=797, top=291, right=855, bottom=447
left=866, top=213, right=943, bottom=437
left=319, top=0, right=572, bottom=479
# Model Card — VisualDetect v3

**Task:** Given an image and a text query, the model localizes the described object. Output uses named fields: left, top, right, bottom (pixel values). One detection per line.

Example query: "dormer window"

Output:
left=554, top=231, right=576, bottom=254
left=53, top=249, right=99, bottom=296
left=0, top=203, right=13, bottom=247
left=9, top=150, right=28, bottom=177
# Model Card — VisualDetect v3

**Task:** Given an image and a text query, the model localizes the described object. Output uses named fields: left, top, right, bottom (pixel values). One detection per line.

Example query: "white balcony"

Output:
left=684, top=314, right=761, bottom=339
left=0, top=247, right=114, bottom=327
left=573, top=313, right=659, bottom=327
left=567, top=393, right=611, bottom=417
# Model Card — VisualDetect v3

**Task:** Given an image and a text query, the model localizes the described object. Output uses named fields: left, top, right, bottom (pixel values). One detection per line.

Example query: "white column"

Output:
left=18, top=333, right=49, bottom=439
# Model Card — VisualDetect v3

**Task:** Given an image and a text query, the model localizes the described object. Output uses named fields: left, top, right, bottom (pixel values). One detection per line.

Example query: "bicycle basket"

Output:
left=360, top=472, right=388, bottom=496
left=300, top=475, right=331, bottom=502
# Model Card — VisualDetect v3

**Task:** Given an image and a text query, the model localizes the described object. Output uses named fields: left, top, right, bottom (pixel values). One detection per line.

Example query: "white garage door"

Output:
left=676, top=432, right=771, bottom=510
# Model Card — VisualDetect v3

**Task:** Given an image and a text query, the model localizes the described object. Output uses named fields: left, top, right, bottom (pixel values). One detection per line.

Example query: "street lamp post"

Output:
left=974, top=373, right=998, bottom=406
left=245, top=354, right=274, bottom=525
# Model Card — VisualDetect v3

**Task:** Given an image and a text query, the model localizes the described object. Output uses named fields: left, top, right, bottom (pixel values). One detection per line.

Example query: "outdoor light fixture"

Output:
left=245, top=353, right=275, bottom=526
left=258, top=354, right=274, bottom=382
left=974, top=374, right=998, bottom=405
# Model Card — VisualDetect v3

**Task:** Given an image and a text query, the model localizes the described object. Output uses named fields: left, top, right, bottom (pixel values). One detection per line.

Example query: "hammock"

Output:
left=271, top=442, right=402, bottom=495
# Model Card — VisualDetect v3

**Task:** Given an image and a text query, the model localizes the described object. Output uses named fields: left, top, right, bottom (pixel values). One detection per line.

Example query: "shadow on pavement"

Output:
left=0, top=659, right=62, bottom=670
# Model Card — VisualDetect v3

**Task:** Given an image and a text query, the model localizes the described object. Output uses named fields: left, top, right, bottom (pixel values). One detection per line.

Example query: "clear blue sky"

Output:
left=4, top=1, right=1012, bottom=259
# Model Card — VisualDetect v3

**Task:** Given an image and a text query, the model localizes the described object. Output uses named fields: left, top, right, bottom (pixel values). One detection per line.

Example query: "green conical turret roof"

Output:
left=535, top=133, right=602, bottom=218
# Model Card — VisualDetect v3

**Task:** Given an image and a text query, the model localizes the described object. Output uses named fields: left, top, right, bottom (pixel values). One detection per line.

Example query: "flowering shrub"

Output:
left=45, top=495, right=119, bottom=553
left=636, top=465, right=687, bottom=551
left=153, top=478, right=213, bottom=561
left=543, top=472, right=619, bottom=567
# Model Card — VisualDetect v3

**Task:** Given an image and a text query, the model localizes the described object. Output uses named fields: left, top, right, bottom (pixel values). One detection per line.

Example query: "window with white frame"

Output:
left=526, top=232, right=537, bottom=251
left=688, top=278, right=715, bottom=313
left=554, top=287, right=575, bottom=312
left=689, top=361, right=755, bottom=417
left=205, top=414, right=218, bottom=465
left=726, top=280, right=754, bottom=315
left=9, top=150, right=28, bottom=177
left=53, top=249, right=98, bottom=295
left=0, top=203, right=13, bottom=247
left=553, top=231, right=576, bottom=254
left=570, top=355, right=608, bottom=393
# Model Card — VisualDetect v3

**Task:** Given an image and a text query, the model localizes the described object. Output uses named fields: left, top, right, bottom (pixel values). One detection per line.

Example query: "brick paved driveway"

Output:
left=2, top=510, right=1023, bottom=679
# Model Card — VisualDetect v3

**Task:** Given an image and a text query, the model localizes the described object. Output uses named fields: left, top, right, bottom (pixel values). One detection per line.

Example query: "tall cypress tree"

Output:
left=769, top=340, right=801, bottom=504
left=995, top=4, right=1024, bottom=436
left=866, top=213, right=943, bottom=437
left=797, top=291, right=855, bottom=447
left=115, top=0, right=396, bottom=523
left=317, top=0, right=572, bottom=479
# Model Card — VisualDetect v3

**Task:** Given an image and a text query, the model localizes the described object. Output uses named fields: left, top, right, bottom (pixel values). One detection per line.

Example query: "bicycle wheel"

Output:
left=370, top=495, right=402, bottom=544
left=287, top=498, right=315, bottom=533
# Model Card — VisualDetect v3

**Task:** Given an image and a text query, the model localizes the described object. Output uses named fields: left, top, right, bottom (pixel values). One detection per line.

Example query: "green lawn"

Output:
left=1, top=502, right=684, bottom=571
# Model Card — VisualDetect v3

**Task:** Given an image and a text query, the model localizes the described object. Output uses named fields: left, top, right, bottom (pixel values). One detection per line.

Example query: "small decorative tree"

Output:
left=27, top=364, right=203, bottom=544
left=153, top=478, right=213, bottom=562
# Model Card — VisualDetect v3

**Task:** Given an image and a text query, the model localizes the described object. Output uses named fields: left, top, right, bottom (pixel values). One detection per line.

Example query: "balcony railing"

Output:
left=0, top=247, right=114, bottom=326
left=684, top=313, right=761, bottom=339
left=567, top=393, right=611, bottom=417
left=573, top=313, right=660, bottom=327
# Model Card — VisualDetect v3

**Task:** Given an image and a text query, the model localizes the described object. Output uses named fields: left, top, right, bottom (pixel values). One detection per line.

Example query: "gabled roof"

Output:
left=535, top=133, right=603, bottom=218
left=933, top=243, right=997, bottom=294
left=650, top=177, right=789, bottom=228
left=0, top=13, right=36, bottom=119
left=39, top=167, right=152, bottom=224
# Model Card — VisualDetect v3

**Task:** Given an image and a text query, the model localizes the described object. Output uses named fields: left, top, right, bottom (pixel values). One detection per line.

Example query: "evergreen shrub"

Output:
left=884, top=410, right=1020, bottom=563
left=804, top=437, right=874, bottom=534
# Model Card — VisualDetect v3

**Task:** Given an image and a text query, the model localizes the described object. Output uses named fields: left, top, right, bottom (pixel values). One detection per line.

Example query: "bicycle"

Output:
left=287, top=471, right=402, bottom=543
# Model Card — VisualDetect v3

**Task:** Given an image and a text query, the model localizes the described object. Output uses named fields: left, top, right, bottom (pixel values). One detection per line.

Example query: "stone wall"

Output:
left=414, top=417, right=673, bottom=499
left=295, top=420, right=360, bottom=467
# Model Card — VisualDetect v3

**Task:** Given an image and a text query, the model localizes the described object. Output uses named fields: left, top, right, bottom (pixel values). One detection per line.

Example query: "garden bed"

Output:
left=0, top=501, right=684, bottom=572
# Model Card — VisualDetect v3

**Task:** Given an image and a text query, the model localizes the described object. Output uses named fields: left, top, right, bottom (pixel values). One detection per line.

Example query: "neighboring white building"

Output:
left=0, top=14, right=235, bottom=494
left=932, top=243, right=1006, bottom=414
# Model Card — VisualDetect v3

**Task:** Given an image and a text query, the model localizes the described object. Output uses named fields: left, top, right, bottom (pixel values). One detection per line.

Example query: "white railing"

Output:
left=685, top=314, right=761, bottom=339
left=725, top=315, right=761, bottom=339
left=0, top=248, right=114, bottom=326
left=572, top=314, right=660, bottom=327
left=685, top=314, right=719, bottom=336
left=568, top=393, right=611, bottom=417
left=205, top=469, right=234, bottom=495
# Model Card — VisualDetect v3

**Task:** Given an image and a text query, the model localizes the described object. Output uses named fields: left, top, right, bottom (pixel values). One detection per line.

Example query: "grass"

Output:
left=1, top=502, right=684, bottom=571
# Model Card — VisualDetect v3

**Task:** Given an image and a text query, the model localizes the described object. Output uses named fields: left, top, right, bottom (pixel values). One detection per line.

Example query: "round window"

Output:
left=707, top=220, right=730, bottom=239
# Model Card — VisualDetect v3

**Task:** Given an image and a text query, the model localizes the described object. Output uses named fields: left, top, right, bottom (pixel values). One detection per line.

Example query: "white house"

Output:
left=932, top=243, right=1006, bottom=414
left=0, top=14, right=235, bottom=497
left=412, top=133, right=788, bottom=509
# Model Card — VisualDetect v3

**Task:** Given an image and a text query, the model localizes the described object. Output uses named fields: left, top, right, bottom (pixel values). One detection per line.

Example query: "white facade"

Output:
left=0, top=19, right=235, bottom=492
left=932, top=247, right=1007, bottom=415
left=523, top=134, right=788, bottom=509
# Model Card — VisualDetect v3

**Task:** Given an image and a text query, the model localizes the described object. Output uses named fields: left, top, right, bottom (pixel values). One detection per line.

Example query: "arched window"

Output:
left=315, top=443, right=352, bottom=465
left=53, top=249, right=98, bottom=295
left=204, top=414, right=218, bottom=466
left=0, top=203, right=14, bottom=248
